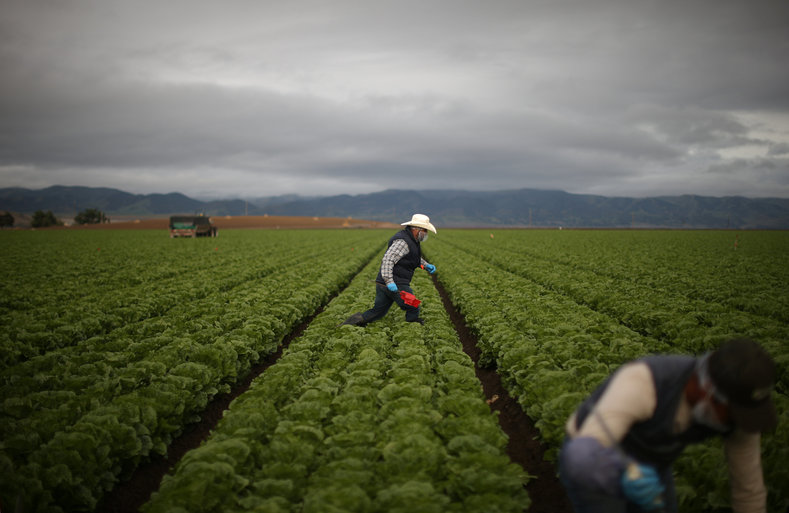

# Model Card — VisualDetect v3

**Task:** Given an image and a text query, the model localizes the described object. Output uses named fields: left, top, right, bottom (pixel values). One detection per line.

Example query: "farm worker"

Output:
left=341, top=213, right=437, bottom=326
left=559, top=338, right=776, bottom=513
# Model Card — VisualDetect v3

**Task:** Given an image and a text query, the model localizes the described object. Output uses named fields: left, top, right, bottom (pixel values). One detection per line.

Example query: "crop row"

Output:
left=142, top=259, right=529, bottom=513
left=425, top=230, right=789, bottom=512
left=4, top=229, right=786, bottom=513
left=439, top=231, right=789, bottom=375
left=424, top=236, right=671, bottom=452
left=0, top=230, right=386, bottom=512
left=0, top=231, right=368, bottom=367
left=2, top=251, right=352, bottom=452
left=480, top=230, right=789, bottom=324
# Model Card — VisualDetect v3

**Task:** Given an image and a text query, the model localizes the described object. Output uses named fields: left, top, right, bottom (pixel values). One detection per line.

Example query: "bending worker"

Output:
left=559, top=338, right=777, bottom=513
left=341, top=213, right=437, bottom=326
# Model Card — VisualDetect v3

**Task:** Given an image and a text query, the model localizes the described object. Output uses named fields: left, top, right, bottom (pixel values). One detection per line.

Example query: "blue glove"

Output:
left=621, top=463, right=665, bottom=510
left=386, top=283, right=398, bottom=292
left=424, top=263, right=436, bottom=274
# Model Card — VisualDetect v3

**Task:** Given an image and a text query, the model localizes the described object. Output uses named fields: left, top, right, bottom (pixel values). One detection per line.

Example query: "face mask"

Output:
left=691, top=397, right=730, bottom=432
left=692, top=354, right=731, bottom=432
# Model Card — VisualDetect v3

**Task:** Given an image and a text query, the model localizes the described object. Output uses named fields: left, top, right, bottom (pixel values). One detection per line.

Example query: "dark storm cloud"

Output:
left=1, top=0, right=787, bottom=198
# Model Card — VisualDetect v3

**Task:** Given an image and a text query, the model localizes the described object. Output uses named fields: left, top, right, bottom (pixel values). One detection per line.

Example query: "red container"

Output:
left=399, top=291, right=421, bottom=307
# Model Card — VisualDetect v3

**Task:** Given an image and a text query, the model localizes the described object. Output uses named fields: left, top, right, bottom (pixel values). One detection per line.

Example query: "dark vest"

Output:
left=575, top=355, right=727, bottom=470
left=376, top=229, right=422, bottom=287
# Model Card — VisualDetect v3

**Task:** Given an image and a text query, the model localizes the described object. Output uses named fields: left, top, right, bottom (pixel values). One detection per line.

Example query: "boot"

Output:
left=340, top=312, right=366, bottom=327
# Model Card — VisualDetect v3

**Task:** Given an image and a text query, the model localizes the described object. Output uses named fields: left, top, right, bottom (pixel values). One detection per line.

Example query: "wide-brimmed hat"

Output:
left=708, top=338, right=777, bottom=433
left=401, top=213, right=436, bottom=233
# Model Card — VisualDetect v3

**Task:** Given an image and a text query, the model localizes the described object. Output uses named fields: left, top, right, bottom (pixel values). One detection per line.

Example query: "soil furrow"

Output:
left=99, top=271, right=572, bottom=513
left=431, top=275, right=572, bottom=513
left=95, top=252, right=380, bottom=512
left=94, top=311, right=320, bottom=513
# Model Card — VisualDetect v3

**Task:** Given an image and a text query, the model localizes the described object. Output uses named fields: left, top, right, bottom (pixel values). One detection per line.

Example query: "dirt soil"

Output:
left=53, top=215, right=401, bottom=231
left=432, top=277, right=572, bottom=513
left=96, top=243, right=572, bottom=513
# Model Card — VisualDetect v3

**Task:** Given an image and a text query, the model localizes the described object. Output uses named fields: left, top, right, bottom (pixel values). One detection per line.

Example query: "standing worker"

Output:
left=559, top=338, right=777, bottom=513
left=341, top=214, right=437, bottom=326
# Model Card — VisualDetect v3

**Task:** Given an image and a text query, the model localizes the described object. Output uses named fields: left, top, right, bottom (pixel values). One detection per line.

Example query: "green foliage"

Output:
left=425, top=229, right=789, bottom=513
left=31, top=209, right=61, bottom=227
left=3, top=229, right=786, bottom=513
left=74, top=208, right=108, bottom=225
left=0, top=211, right=13, bottom=228
left=142, top=258, right=530, bottom=513
left=0, top=229, right=388, bottom=512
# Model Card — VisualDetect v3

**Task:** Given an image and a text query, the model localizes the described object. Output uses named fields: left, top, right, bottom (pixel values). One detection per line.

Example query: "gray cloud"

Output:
left=1, top=0, right=788, bottom=199
left=768, top=142, right=789, bottom=157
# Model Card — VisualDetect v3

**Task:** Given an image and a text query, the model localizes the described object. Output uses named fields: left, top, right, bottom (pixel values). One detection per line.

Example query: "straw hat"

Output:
left=401, top=213, right=436, bottom=233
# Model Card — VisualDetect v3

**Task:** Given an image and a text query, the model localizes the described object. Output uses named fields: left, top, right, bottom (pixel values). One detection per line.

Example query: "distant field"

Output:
left=1, top=228, right=787, bottom=513
left=32, top=215, right=401, bottom=230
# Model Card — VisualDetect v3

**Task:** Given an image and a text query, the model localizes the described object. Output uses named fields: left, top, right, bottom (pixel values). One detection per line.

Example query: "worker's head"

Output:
left=694, top=339, right=777, bottom=433
left=410, top=226, right=429, bottom=242
left=401, top=214, right=436, bottom=242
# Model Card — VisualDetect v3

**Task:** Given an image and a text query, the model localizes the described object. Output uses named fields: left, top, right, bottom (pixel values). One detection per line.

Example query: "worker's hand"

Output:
left=387, top=283, right=398, bottom=292
left=620, top=463, right=665, bottom=510
left=424, top=263, right=436, bottom=274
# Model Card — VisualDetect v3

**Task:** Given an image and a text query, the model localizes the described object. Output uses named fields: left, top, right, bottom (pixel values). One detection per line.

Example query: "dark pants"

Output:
left=559, top=437, right=677, bottom=513
left=362, top=283, right=421, bottom=323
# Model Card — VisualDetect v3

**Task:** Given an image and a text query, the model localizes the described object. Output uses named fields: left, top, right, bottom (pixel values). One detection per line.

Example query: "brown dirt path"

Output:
left=44, top=215, right=400, bottom=231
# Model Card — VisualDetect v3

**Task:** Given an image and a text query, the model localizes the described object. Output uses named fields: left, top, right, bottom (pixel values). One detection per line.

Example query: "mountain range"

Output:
left=2, top=185, right=788, bottom=229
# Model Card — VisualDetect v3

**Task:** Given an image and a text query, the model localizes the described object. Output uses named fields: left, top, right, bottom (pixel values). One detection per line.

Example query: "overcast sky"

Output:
left=1, top=0, right=788, bottom=199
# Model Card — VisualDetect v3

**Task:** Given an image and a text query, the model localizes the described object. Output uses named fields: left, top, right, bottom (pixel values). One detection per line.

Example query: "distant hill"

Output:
left=2, top=185, right=788, bottom=229
left=0, top=186, right=205, bottom=215
left=0, top=185, right=276, bottom=218
left=259, top=189, right=789, bottom=229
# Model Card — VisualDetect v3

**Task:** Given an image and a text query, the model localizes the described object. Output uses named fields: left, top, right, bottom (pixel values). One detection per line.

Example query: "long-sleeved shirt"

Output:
left=565, top=362, right=767, bottom=513
left=380, top=239, right=428, bottom=285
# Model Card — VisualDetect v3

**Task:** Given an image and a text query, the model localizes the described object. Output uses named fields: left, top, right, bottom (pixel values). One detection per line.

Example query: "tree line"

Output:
left=0, top=208, right=110, bottom=228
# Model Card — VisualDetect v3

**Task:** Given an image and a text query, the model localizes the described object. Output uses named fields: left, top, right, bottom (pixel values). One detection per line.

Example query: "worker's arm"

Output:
left=576, top=362, right=657, bottom=442
left=562, top=362, right=657, bottom=494
left=420, top=257, right=435, bottom=274
left=380, top=240, right=409, bottom=286
left=725, top=430, right=767, bottom=513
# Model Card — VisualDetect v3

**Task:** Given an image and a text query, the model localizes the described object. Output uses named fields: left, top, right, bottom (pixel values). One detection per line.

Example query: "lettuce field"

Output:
left=1, top=228, right=787, bottom=512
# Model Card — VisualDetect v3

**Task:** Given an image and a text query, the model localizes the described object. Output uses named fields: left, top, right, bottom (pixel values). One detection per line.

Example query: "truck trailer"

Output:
left=169, top=215, right=218, bottom=238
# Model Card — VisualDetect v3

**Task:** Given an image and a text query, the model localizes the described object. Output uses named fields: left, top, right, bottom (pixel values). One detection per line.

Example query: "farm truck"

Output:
left=169, top=215, right=218, bottom=238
